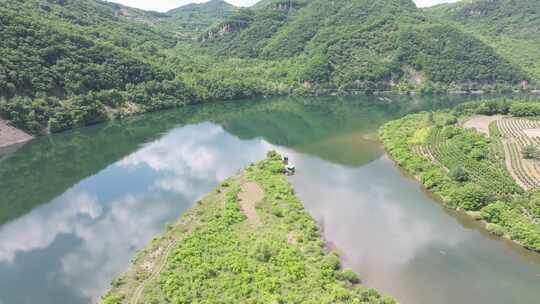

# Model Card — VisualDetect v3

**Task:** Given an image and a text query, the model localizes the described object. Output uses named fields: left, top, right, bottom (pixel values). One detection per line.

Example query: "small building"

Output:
left=286, top=164, right=296, bottom=175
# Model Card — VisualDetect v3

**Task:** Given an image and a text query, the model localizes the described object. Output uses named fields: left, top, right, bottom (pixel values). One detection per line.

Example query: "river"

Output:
left=0, top=95, right=539, bottom=304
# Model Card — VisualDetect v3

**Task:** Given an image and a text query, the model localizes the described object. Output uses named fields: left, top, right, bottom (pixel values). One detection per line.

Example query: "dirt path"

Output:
left=0, top=119, right=32, bottom=149
left=463, top=115, right=503, bottom=135
left=130, top=240, right=176, bottom=304
left=123, top=183, right=264, bottom=303
left=238, top=182, right=264, bottom=226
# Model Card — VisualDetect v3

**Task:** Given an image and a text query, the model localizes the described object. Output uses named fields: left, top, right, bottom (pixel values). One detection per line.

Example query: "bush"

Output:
left=448, top=184, right=491, bottom=211
left=486, top=223, right=506, bottom=237
left=509, top=102, right=540, bottom=117
left=337, top=269, right=360, bottom=284
left=266, top=150, right=282, bottom=160
left=522, top=145, right=539, bottom=159
left=449, top=166, right=469, bottom=182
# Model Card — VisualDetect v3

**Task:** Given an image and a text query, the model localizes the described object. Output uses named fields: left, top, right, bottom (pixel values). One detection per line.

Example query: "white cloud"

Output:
left=0, top=191, right=102, bottom=263
left=118, top=122, right=271, bottom=194
left=59, top=192, right=178, bottom=301
left=106, top=0, right=461, bottom=12
left=0, top=121, right=276, bottom=301
left=286, top=153, right=467, bottom=273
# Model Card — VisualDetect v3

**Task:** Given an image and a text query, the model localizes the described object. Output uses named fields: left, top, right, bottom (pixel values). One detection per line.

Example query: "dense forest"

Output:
left=427, top=0, right=540, bottom=82
left=0, top=0, right=537, bottom=135
left=203, top=0, right=529, bottom=93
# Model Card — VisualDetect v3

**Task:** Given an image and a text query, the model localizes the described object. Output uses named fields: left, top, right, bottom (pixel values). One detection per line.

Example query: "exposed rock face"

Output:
left=274, top=1, right=295, bottom=11
left=0, top=119, right=33, bottom=149
left=202, top=21, right=245, bottom=41
left=271, top=0, right=306, bottom=12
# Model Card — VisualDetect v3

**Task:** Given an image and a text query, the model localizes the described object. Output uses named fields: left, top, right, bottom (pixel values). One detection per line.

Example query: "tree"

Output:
left=449, top=183, right=491, bottom=211
left=522, top=145, right=539, bottom=159
left=427, top=111, right=434, bottom=124
left=449, top=166, right=469, bottom=182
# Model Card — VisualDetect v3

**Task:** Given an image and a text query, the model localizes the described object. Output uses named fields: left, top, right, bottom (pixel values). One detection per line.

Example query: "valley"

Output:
left=2, top=1, right=540, bottom=304
left=1, top=95, right=540, bottom=304
left=1, top=0, right=538, bottom=140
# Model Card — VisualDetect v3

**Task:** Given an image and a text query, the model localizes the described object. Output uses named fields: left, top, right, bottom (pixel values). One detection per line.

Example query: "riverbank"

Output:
left=100, top=152, right=395, bottom=304
left=379, top=102, right=540, bottom=252
left=0, top=119, right=32, bottom=150
left=2, top=90, right=537, bottom=149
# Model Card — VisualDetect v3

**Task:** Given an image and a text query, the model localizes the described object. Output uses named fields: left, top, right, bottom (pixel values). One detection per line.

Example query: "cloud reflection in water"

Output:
left=0, top=122, right=271, bottom=303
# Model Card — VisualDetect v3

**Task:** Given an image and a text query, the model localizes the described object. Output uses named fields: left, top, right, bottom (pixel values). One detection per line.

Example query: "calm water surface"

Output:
left=0, top=95, right=539, bottom=304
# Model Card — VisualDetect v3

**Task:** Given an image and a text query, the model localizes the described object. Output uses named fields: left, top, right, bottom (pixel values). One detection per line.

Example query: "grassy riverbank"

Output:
left=101, top=152, right=395, bottom=304
left=380, top=100, right=540, bottom=252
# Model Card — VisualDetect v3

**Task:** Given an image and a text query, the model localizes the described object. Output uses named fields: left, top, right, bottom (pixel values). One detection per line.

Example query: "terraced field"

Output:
left=425, top=127, right=521, bottom=195
left=495, top=118, right=540, bottom=190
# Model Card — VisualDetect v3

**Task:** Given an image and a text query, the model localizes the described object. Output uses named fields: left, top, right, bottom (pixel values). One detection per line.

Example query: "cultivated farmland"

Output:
left=493, top=118, right=540, bottom=190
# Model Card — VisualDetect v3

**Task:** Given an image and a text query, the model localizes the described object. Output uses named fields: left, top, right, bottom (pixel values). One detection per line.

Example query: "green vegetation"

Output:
left=449, top=166, right=470, bottom=182
left=166, top=0, right=238, bottom=36
left=203, top=0, right=529, bottom=93
left=0, top=0, right=535, bottom=137
left=426, top=125, right=521, bottom=195
left=427, top=0, right=540, bottom=82
left=101, top=152, right=395, bottom=303
left=380, top=100, right=540, bottom=251
left=509, top=102, right=540, bottom=117
left=522, top=145, right=539, bottom=159
left=0, top=0, right=299, bottom=135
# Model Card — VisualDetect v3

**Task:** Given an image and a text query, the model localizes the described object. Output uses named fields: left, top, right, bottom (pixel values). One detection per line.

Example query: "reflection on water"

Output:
left=0, top=123, right=270, bottom=303
left=0, top=94, right=539, bottom=304
left=288, top=154, right=540, bottom=304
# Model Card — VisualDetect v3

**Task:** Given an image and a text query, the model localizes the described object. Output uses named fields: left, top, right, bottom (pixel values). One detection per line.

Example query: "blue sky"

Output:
left=107, top=0, right=460, bottom=12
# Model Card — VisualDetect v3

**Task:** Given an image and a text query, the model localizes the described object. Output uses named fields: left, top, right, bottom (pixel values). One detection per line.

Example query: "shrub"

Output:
left=522, top=145, right=539, bottom=159
left=509, top=102, right=540, bottom=117
left=337, top=269, right=361, bottom=284
left=486, top=223, right=505, bottom=237
left=449, top=166, right=469, bottom=182
left=448, top=184, right=491, bottom=211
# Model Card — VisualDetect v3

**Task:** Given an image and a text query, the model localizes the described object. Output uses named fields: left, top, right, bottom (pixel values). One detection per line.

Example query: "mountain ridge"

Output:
left=202, top=0, right=530, bottom=91
left=0, top=0, right=537, bottom=139
left=426, top=0, right=540, bottom=81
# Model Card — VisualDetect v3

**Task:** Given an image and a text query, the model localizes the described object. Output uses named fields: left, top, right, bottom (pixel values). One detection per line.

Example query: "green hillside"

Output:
left=0, top=0, right=537, bottom=137
left=167, top=0, right=237, bottom=33
left=0, top=0, right=187, bottom=133
left=0, top=0, right=277, bottom=135
left=202, top=0, right=530, bottom=92
left=426, top=0, right=540, bottom=82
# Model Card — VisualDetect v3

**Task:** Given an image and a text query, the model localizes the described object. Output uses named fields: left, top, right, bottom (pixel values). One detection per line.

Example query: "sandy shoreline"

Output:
left=0, top=119, right=33, bottom=149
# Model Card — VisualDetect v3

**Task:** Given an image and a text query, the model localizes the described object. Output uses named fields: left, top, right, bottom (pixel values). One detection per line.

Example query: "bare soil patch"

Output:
left=0, top=119, right=32, bottom=148
left=238, top=182, right=264, bottom=226
left=463, top=115, right=503, bottom=135
left=523, top=128, right=540, bottom=138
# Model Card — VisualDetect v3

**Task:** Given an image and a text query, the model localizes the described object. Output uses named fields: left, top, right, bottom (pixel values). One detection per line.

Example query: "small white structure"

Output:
left=286, top=164, right=296, bottom=175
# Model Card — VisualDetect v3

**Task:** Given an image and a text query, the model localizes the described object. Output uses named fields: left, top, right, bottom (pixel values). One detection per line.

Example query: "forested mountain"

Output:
left=202, top=0, right=529, bottom=92
left=0, top=0, right=190, bottom=134
left=0, top=0, right=536, bottom=137
left=426, top=0, right=540, bottom=82
left=167, top=0, right=237, bottom=33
